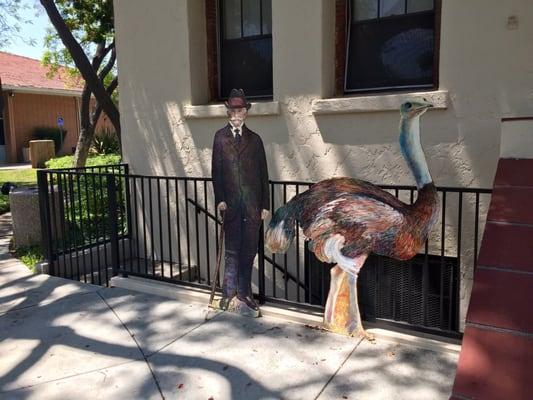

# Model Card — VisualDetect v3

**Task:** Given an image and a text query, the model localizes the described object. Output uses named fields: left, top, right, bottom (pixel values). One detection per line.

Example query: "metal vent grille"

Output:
left=359, top=254, right=459, bottom=333
left=307, top=251, right=460, bottom=336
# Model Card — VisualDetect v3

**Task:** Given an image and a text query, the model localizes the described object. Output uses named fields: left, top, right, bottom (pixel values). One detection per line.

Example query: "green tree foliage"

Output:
left=40, top=0, right=120, bottom=167
left=0, top=0, right=35, bottom=49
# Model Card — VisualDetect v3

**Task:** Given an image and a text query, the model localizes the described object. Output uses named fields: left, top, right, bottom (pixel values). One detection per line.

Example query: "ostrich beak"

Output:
left=414, top=101, right=433, bottom=115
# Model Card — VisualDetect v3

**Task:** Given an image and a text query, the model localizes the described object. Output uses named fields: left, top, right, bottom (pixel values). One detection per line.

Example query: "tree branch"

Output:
left=98, top=45, right=116, bottom=82
left=40, top=0, right=120, bottom=135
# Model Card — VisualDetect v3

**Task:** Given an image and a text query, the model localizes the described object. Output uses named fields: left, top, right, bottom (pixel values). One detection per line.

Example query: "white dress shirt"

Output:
left=229, top=122, right=242, bottom=138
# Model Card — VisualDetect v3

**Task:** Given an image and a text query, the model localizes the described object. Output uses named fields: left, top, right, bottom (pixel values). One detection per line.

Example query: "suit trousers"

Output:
left=222, top=202, right=261, bottom=298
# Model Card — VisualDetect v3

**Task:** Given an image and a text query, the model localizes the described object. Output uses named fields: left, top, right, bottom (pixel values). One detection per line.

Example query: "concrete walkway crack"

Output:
left=313, top=337, right=364, bottom=400
left=96, top=290, right=165, bottom=400
left=146, top=310, right=224, bottom=358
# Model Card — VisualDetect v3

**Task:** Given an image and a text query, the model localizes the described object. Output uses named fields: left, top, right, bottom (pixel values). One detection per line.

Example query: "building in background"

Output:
left=0, top=51, right=114, bottom=163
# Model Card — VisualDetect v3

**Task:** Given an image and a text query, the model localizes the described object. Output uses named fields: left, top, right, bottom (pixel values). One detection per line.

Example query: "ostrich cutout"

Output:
left=265, top=99, right=439, bottom=339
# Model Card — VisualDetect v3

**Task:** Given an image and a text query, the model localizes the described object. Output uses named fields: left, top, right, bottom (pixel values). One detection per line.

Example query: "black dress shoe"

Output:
left=237, top=295, right=259, bottom=311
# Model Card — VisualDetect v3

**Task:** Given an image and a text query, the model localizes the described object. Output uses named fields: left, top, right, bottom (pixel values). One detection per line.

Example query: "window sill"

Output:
left=183, top=101, right=280, bottom=119
left=312, top=90, right=448, bottom=115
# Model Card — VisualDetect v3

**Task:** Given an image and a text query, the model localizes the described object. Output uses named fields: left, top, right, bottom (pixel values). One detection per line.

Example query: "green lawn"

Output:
left=0, top=168, right=38, bottom=214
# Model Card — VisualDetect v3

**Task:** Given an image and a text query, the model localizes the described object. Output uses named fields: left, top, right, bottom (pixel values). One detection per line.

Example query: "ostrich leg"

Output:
left=323, top=255, right=373, bottom=340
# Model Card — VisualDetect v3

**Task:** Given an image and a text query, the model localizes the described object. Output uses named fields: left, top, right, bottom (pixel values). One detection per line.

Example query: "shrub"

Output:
left=12, top=243, right=44, bottom=271
left=45, top=153, right=121, bottom=169
left=92, top=129, right=120, bottom=155
left=33, top=127, right=67, bottom=152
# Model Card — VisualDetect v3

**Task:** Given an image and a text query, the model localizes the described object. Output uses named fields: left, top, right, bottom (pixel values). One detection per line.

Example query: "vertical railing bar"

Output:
left=57, top=173, right=69, bottom=279
left=295, top=184, right=300, bottom=302
left=92, top=173, right=102, bottom=285
left=204, top=182, right=211, bottom=285
left=321, top=261, right=326, bottom=306
left=157, top=178, right=164, bottom=278
left=194, top=180, right=200, bottom=282
left=118, top=172, right=126, bottom=270
left=61, top=173, right=74, bottom=280
left=126, top=175, right=139, bottom=272
left=184, top=180, right=192, bottom=281
left=59, top=173, right=70, bottom=279
left=148, top=178, right=155, bottom=276
left=176, top=179, right=183, bottom=280
left=304, top=243, right=310, bottom=303
left=440, top=191, right=447, bottom=329
left=258, top=222, right=265, bottom=303
left=141, top=178, right=148, bottom=275
left=124, top=165, right=133, bottom=273
left=270, top=182, right=276, bottom=297
left=474, top=192, right=480, bottom=269
left=107, top=174, right=120, bottom=283
left=423, top=238, right=429, bottom=325
left=283, top=184, right=288, bottom=299
left=166, top=179, right=174, bottom=279
left=214, top=182, right=219, bottom=286
left=98, top=174, right=109, bottom=286
left=408, top=188, right=414, bottom=323
left=84, top=173, right=94, bottom=284
left=452, top=192, right=463, bottom=331
left=48, top=173, right=59, bottom=276
left=68, top=174, right=81, bottom=282
left=75, top=173, right=87, bottom=283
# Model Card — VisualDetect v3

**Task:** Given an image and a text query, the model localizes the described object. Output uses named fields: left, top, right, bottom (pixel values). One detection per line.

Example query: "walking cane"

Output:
left=205, top=210, right=224, bottom=319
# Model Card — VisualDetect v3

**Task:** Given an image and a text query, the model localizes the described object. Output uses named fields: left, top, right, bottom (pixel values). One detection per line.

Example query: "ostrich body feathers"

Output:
left=266, top=177, right=439, bottom=274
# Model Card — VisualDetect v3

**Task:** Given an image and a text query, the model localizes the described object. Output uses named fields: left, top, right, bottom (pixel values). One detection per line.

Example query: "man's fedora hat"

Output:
left=225, top=88, right=252, bottom=110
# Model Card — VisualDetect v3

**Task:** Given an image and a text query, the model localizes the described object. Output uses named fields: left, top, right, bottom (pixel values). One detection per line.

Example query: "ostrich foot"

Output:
left=355, top=328, right=375, bottom=342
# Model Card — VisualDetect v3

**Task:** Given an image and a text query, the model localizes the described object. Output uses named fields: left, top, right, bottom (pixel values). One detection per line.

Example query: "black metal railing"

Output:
left=37, top=164, right=492, bottom=337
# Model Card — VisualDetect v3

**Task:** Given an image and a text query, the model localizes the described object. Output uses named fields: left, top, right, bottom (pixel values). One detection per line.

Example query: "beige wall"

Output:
left=113, top=0, right=533, bottom=329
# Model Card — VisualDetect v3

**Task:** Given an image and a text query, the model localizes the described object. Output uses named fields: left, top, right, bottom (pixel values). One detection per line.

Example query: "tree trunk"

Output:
left=73, top=42, right=114, bottom=167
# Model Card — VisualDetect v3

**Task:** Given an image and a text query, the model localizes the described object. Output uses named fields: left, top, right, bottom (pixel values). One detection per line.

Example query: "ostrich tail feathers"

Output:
left=265, top=200, right=299, bottom=253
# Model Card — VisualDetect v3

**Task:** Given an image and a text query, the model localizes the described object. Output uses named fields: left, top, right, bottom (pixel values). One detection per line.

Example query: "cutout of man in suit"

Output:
left=211, top=89, right=270, bottom=315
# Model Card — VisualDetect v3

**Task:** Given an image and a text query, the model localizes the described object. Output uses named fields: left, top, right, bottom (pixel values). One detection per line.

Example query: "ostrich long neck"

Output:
left=399, top=116, right=432, bottom=189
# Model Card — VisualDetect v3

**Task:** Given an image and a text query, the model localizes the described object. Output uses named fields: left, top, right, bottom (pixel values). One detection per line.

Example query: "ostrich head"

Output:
left=400, top=98, right=433, bottom=119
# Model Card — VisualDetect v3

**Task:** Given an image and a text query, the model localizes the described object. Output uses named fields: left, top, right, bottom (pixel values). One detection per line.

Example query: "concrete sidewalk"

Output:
left=0, top=213, right=459, bottom=399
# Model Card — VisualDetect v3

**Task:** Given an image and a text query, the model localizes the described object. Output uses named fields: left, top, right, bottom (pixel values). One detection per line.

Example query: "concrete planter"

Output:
left=10, top=186, right=62, bottom=248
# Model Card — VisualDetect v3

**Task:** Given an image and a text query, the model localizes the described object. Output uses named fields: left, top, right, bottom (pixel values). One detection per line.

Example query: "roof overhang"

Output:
left=1, top=84, right=83, bottom=97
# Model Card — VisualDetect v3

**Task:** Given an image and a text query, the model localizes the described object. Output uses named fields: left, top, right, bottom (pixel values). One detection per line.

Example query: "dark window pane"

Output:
left=224, top=0, right=241, bottom=39
left=407, top=0, right=433, bottom=13
left=243, top=0, right=261, bottom=37
left=352, top=0, right=378, bottom=22
left=381, top=0, right=405, bottom=18
left=346, top=12, right=435, bottom=91
left=220, top=36, right=273, bottom=97
left=261, top=0, right=272, bottom=34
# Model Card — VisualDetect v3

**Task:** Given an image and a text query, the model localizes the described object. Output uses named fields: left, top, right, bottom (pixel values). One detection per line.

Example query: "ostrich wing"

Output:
left=304, top=194, right=406, bottom=265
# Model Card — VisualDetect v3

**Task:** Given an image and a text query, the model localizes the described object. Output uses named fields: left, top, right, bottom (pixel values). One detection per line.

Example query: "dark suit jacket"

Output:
left=211, top=124, right=269, bottom=223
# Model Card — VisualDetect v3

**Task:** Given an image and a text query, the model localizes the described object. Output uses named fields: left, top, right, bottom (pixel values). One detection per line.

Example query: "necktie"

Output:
left=234, top=129, right=241, bottom=145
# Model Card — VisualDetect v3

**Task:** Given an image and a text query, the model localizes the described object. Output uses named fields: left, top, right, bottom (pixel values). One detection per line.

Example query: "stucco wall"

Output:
left=113, top=0, right=533, bottom=330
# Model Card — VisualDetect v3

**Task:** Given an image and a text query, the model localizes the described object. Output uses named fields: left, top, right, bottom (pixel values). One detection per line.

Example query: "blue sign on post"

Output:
left=57, top=116, right=64, bottom=152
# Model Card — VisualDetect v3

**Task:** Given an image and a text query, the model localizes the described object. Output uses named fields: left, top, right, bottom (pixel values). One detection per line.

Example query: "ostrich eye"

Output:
left=405, top=102, right=412, bottom=109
